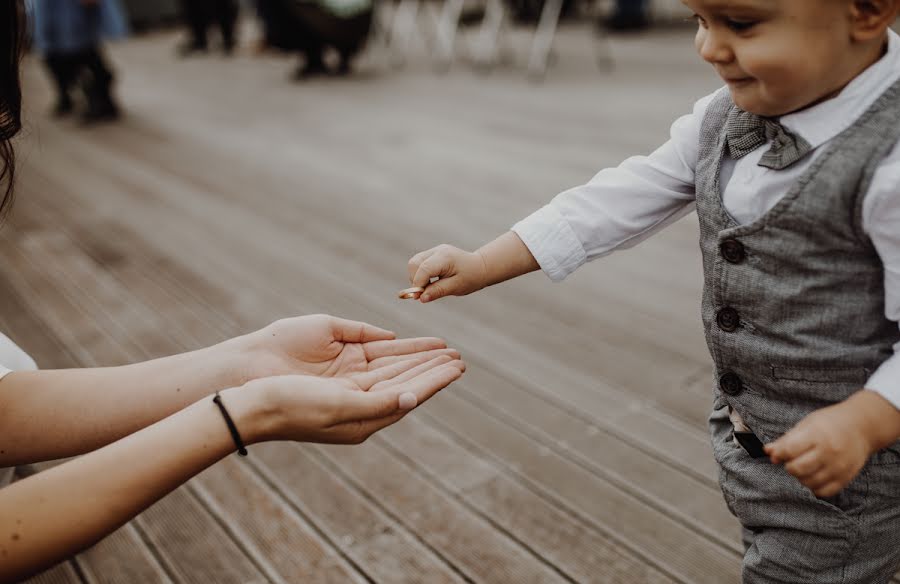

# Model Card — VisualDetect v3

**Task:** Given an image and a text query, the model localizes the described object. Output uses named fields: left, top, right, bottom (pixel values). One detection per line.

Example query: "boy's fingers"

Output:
left=412, top=254, right=453, bottom=288
left=420, top=278, right=453, bottom=303
left=408, top=249, right=438, bottom=283
left=767, top=430, right=815, bottom=463
left=330, top=317, right=395, bottom=343
left=802, top=467, right=835, bottom=490
left=784, top=449, right=825, bottom=478
left=370, top=355, right=456, bottom=392
left=813, top=481, right=845, bottom=498
left=363, top=337, right=447, bottom=361
left=367, top=348, right=460, bottom=370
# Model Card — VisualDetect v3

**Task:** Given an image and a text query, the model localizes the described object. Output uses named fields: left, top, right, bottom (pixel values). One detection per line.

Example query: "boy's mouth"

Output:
left=724, top=76, right=754, bottom=86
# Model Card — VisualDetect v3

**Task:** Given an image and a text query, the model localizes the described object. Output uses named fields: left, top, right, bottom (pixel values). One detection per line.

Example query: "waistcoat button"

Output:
left=720, top=372, right=743, bottom=396
left=717, top=307, right=740, bottom=332
left=720, top=239, right=746, bottom=263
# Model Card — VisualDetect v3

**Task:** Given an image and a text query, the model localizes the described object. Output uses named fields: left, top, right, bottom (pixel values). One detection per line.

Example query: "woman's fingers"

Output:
left=369, top=355, right=455, bottom=392
left=336, top=362, right=465, bottom=423
left=363, top=337, right=447, bottom=362
left=367, top=348, right=460, bottom=370
left=351, top=355, right=434, bottom=390
left=389, top=361, right=466, bottom=409
left=329, top=316, right=396, bottom=343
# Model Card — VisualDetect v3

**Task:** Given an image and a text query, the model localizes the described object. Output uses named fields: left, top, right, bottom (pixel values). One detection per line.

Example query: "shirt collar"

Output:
left=780, top=29, right=900, bottom=149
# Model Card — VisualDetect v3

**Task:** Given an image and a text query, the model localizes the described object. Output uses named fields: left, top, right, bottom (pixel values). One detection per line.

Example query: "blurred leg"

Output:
left=214, top=0, right=239, bottom=54
left=43, top=53, right=75, bottom=116
left=79, top=46, right=120, bottom=123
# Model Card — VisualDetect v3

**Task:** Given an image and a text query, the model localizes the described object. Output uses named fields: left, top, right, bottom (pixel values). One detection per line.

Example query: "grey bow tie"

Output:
left=725, top=108, right=812, bottom=170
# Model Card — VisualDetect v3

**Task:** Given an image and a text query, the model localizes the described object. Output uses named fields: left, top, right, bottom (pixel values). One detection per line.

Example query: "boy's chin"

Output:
left=729, top=90, right=787, bottom=118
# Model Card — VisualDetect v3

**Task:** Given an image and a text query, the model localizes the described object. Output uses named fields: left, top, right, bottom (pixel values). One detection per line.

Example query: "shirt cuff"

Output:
left=511, top=204, right=587, bottom=282
left=0, top=366, right=12, bottom=383
left=867, top=354, right=900, bottom=410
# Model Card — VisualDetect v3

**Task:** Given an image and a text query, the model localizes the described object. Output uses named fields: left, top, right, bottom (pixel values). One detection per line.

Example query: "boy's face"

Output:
left=683, top=0, right=858, bottom=116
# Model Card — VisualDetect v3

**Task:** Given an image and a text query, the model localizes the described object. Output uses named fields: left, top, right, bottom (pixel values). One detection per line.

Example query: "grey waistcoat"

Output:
left=697, top=82, right=900, bottom=442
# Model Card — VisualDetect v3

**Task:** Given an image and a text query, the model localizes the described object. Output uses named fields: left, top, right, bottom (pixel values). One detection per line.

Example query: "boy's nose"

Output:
left=696, top=29, right=733, bottom=65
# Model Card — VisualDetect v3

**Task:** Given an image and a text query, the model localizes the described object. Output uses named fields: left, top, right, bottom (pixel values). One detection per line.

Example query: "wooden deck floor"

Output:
left=0, top=23, right=858, bottom=584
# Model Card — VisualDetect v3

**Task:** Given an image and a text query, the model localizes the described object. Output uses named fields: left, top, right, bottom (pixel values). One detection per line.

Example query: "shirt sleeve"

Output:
left=511, top=90, right=721, bottom=282
left=863, top=146, right=900, bottom=409
left=0, top=365, right=12, bottom=382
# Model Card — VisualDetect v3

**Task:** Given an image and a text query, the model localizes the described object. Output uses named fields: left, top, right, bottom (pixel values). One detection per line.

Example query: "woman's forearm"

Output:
left=0, top=385, right=265, bottom=583
left=0, top=338, right=252, bottom=466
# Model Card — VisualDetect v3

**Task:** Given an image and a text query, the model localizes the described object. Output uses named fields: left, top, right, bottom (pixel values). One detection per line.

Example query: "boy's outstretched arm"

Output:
left=408, top=231, right=540, bottom=303
left=765, top=389, right=900, bottom=497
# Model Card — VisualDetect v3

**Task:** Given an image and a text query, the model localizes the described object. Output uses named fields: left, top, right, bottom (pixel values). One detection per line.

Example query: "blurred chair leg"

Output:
left=527, top=0, right=562, bottom=80
left=433, top=0, right=464, bottom=71
left=388, top=0, right=421, bottom=67
left=594, top=25, right=614, bottom=71
left=471, top=0, right=505, bottom=70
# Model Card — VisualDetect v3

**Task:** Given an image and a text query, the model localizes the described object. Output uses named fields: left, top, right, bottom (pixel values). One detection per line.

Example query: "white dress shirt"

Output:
left=513, top=30, right=900, bottom=409
left=0, top=331, right=37, bottom=488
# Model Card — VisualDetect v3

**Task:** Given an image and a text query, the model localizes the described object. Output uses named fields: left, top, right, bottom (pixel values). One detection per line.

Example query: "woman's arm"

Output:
left=0, top=314, right=457, bottom=466
left=0, top=356, right=464, bottom=583
left=0, top=341, right=248, bottom=466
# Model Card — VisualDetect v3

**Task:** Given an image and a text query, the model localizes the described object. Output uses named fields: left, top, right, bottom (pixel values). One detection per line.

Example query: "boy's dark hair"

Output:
left=0, top=0, right=24, bottom=220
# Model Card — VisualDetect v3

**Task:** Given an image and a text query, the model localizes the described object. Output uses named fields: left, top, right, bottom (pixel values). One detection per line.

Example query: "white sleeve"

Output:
left=511, top=90, right=720, bottom=282
left=863, top=145, right=900, bottom=409
left=0, top=365, right=11, bottom=382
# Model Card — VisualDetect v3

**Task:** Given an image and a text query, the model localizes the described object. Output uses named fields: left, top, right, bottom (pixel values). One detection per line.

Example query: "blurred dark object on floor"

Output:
left=119, top=0, right=181, bottom=31
left=601, top=0, right=649, bottom=31
left=178, top=0, right=239, bottom=56
left=29, top=0, right=128, bottom=123
left=507, top=0, right=575, bottom=24
left=256, top=0, right=373, bottom=78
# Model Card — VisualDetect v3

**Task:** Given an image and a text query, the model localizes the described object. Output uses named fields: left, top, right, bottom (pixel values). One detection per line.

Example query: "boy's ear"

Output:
left=849, top=0, right=899, bottom=41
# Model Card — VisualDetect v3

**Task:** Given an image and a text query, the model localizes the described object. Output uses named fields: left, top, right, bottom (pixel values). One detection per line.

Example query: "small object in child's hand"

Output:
left=398, top=286, right=425, bottom=300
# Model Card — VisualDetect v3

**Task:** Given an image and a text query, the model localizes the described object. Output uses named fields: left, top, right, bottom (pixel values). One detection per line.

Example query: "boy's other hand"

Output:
left=407, top=245, right=489, bottom=303
left=765, top=390, right=900, bottom=497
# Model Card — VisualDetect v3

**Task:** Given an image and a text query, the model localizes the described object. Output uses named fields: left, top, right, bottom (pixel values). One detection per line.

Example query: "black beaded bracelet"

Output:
left=213, top=392, right=248, bottom=456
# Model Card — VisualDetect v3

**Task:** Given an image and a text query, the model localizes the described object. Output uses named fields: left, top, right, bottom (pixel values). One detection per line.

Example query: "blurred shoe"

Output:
left=51, top=96, right=74, bottom=118
left=602, top=11, right=649, bottom=32
left=177, top=42, right=208, bottom=58
left=81, top=98, right=120, bottom=125
left=293, top=60, right=328, bottom=80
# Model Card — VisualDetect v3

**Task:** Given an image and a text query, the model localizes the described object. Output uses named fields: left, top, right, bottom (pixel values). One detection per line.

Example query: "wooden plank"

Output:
left=76, top=526, right=173, bottom=584
left=251, top=443, right=466, bottom=584
left=21, top=561, right=83, bottom=584
left=134, top=487, right=268, bottom=584
left=191, top=456, right=367, bottom=584
left=418, top=390, right=744, bottom=583
left=310, top=442, right=570, bottom=583
left=367, top=419, right=680, bottom=584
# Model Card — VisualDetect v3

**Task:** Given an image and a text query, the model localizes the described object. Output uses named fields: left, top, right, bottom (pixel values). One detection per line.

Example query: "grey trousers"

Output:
left=710, top=405, right=900, bottom=583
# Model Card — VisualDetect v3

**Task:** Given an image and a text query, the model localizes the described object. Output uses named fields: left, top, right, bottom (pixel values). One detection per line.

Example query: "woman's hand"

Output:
left=243, top=354, right=466, bottom=445
left=234, top=314, right=459, bottom=382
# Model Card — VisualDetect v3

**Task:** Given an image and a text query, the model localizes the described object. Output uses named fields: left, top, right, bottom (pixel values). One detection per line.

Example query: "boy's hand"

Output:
left=765, top=390, right=900, bottom=497
left=407, top=245, right=489, bottom=303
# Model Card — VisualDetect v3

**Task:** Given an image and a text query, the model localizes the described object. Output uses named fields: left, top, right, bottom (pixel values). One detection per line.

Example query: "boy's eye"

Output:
left=691, top=13, right=709, bottom=28
left=725, top=19, right=757, bottom=32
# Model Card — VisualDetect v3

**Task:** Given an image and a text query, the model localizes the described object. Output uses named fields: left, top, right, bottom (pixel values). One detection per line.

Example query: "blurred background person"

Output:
left=30, top=0, right=128, bottom=122
left=255, top=0, right=373, bottom=79
left=602, top=0, right=649, bottom=31
left=178, top=0, right=239, bottom=56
